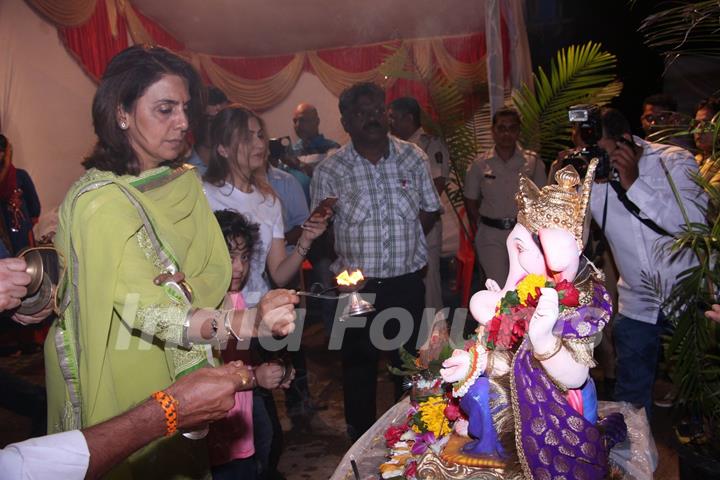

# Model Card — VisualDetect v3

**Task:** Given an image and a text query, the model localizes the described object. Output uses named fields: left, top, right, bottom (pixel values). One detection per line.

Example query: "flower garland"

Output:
left=381, top=392, right=461, bottom=479
left=451, top=345, right=485, bottom=398
left=410, top=395, right=452, bottom=437
left=485, top=274, right=580, bottom=351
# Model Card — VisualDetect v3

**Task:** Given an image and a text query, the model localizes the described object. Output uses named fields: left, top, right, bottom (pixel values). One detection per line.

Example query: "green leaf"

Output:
left=512, top=42, right=622, bottom=164
left=388, top=366, right=416, bottom=377
left=438, top=343, right=454, bottom=362
left=505, top=290, right=520, bottom=305
left=399, top=346, right=418, bottom=366
left=639, top=1, right=720, bottom=66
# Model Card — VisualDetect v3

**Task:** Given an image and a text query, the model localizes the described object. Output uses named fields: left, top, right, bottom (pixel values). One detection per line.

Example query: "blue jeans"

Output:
left=612, top=312, right=665, bottom=417
left=252, top=388, right=283, bottom=479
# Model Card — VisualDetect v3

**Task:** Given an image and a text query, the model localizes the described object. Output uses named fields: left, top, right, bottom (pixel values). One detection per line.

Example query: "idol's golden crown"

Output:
left=516, top=159, right=598, bottom=250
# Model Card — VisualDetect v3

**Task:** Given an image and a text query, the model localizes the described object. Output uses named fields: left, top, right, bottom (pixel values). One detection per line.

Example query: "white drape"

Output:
left=484, top=0, right=534, bottom=113
left=485, top=0, right=505, bottom=114
left=505, top=0, right=534, bottom=94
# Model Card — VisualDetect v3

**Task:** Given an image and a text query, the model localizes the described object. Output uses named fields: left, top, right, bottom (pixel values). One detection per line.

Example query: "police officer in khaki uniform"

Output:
left=388, top=97, right=450, bottom=312
left=464, top=108, right=546, bottom=284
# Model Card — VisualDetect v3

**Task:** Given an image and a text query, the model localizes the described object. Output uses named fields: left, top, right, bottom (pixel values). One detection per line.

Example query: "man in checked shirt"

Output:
left=311, top=82, right=441, bottom=441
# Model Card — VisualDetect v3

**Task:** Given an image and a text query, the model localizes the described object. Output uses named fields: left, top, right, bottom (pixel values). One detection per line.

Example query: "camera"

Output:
left=562, top=104, right=613, bottom=182
left=268, top=136, right=291, bottom=161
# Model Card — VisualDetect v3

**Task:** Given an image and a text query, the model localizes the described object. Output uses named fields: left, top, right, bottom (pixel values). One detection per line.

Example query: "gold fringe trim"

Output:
left=510, top=341, right=534, bottom=480
left=563, top=336, right=599, bottom=368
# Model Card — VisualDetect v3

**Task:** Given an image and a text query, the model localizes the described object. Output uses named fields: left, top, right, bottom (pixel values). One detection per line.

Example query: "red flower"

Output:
left=511, top=308, right=532, bottom=343
left=486, top=315, right=502, bottom=347
left=497, top=316, right=515, bottom=349
left=384, top=424, right=408, bottom=447
left=488, top=314, right=515, bottom=350
left=524, top=287, right=542, bottom=308
left=444, top=401, right=461, bottom=421
left=556, top=280, right=580, bottom=307
left=511, top=317, right=528, bottom=339
left=404, top=461, right=418, bottom=478
left=487, top=307, right=534, bottom=351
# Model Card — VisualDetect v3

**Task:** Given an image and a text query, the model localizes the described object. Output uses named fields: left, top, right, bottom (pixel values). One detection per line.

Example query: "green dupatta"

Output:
left=45, top=166, right=230, bottom=478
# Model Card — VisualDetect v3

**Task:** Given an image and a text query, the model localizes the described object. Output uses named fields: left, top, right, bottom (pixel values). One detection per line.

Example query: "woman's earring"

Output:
left=120, top=122, right=128, bottom=130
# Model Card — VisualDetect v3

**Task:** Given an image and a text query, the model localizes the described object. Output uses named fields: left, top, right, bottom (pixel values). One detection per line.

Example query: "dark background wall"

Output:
left=523, top=0, right=718, bottom=135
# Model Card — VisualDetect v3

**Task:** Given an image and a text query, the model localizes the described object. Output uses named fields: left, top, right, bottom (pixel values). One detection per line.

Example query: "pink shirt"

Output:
left=208, top=292, right=255, bottom=465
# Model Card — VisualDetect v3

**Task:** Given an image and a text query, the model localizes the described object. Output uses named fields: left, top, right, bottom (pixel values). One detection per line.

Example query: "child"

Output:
left=208, top=210, right=293, bottom=480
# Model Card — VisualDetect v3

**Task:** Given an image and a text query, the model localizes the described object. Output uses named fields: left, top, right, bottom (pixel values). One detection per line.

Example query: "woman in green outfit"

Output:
left=44, top=45, right=298, bottom=479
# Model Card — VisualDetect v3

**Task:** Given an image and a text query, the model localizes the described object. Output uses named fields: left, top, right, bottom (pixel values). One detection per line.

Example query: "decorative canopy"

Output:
left=27, top=0, right=531, bottom=112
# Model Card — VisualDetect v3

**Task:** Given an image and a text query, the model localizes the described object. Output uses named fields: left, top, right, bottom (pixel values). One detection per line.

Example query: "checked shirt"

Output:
left=311, top=136, right=441, bottom=278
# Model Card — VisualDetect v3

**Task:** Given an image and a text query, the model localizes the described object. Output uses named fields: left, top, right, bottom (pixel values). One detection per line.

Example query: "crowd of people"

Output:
left=0, top=42, right=718, bottom=480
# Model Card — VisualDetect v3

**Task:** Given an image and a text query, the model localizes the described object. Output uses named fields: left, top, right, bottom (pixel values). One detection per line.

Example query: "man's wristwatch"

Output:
left=207, top=310, right=230, bottom=346
left=239, top=366, right=256, bottom=389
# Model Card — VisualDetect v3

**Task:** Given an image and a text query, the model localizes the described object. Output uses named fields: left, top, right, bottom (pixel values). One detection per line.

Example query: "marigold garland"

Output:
left=485, top=274, right=580, bottom=351
left=410, top=395, right=451, bottom=437
left=517, top=273, right=547, bottom=306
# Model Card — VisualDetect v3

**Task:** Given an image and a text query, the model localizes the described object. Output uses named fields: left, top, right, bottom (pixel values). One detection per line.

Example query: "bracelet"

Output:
left=239, top=366, right=256, bottom=390
left=178, top=279, right=194, bottom=303
left=224, top=310, right=245, bottom=343
left=295, top=244, right=310, bottom=257
left=195, top=308, right=228, bottom=349
left=207, top=309, right=230, bottom=347
left=182, top=309, right=194, bottom=348
left=533, top=335, right=563, bottom=361
left=152, top=390, right=178, bottom=436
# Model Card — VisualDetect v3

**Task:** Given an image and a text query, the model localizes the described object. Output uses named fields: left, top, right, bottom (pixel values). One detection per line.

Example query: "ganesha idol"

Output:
left=433, top=160, right=627, bottom=480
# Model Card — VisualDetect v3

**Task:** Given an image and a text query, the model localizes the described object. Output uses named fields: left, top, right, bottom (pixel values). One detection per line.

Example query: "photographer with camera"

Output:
left=582, top=106, right=706, bottom=416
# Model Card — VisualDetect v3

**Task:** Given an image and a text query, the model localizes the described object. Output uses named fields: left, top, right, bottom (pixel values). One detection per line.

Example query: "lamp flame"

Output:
left=336, top=269, right=364, bottom=287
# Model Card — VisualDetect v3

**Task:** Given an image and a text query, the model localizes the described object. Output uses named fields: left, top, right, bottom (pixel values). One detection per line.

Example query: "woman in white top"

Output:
left=203, top=104, right=328, bottom=306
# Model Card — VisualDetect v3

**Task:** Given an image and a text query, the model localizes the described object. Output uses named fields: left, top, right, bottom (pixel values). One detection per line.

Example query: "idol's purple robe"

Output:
left=460, top=282, right=627, bottom=479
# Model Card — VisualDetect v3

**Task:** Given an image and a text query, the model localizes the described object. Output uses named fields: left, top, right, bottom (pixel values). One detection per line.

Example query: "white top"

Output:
left=589, top=137, right=705, bottom=324
left=0, top=430, right=90, bottom=479
left=407, top=127, right=450, bottom=180
left=204, top=182, right=285, bottom=307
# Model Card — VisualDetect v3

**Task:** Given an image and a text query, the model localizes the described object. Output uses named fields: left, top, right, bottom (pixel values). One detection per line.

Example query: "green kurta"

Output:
left=44, top=165, right=231, bottom=479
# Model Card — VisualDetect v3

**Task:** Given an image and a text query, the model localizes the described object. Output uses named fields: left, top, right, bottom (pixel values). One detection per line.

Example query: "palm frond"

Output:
left=639, top=1, right=720, bottom=66
left=639, top=270, right=665, bottom=308
left=377, top=45, right=419, bottom=82
left=659, top=197, right=720, bottom=430
left=512, top=42, right=622, bottom=164
left=638, top=104, right=720, bottom=433
left=424, top=70, right=482, bottom=237
left=469, top=101, right=495, bottom=154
